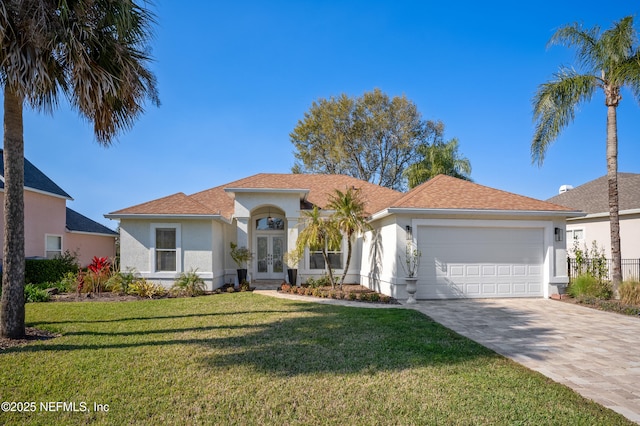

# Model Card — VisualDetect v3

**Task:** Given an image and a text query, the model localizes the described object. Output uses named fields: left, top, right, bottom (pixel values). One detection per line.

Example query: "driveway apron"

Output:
left=411, top=299, right=640, bottom=424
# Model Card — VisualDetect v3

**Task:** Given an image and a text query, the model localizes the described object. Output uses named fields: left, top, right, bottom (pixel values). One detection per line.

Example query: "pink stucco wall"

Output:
left=0, top=190, right=116, bottom=266
left=0, top=190, right=67, bottom=258
left=65, top=232, right=116, bottom=267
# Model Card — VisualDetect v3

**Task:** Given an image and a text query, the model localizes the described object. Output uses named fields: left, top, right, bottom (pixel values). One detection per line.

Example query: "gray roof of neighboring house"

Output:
left=546, top=173, right=640, bottom=214
left=0, top=150, right=72, bottom=199
left=66, top=208, right=117, bottom=236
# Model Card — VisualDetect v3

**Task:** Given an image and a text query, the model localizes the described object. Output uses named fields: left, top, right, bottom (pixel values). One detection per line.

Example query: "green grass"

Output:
left=0, top=293, right=633, bottom=425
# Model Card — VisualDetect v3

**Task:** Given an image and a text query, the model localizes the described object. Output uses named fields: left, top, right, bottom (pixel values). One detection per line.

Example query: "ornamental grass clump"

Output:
left=568, top=273, right=612, bottom=299
left=619, top=279, right=640, bottom=305
left=172, top=269, right=206, bottom=296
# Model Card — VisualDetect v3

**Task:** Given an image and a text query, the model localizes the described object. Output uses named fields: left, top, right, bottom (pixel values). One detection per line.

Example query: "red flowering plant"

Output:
left=86, top=256, right=111, bottom=294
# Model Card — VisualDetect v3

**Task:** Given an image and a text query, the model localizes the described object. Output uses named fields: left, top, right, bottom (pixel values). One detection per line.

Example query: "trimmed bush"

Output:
left=568, top=274, right=612, bottom=299
left=25, top=251, right=79, bottom=284
left=619, top=279, right=640, bottom=305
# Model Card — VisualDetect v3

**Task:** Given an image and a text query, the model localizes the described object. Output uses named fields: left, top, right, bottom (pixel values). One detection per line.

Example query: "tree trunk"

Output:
left=321, top=248, right=336, bottom=289
left=606, top=104, right=622, bottom=293
left=1, top=89, right=26, bottom=339
left=340, top=233, right=353, bottom=290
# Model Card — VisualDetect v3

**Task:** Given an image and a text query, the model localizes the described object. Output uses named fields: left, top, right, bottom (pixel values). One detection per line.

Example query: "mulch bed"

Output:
left=553, top=295, right=640, bottom=316
left=279, top=283, right=400, bottom=304
left=0, top=327, right=60, bottom=351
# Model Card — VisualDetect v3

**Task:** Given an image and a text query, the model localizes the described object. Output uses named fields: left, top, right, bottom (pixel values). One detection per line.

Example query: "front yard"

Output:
left=0, top=293, right=633, bottom=425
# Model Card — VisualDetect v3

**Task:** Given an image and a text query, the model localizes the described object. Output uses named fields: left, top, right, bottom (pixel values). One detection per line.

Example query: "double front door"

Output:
left=255, top=234, right=285, bottom=280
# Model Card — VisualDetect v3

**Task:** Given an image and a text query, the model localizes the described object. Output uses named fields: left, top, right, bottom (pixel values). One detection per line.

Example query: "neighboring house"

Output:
left=0, top=150, right=117, bottom=267
left=107, top=173, right=580, bottom=300
left=547, top=173, right=640, bottom=260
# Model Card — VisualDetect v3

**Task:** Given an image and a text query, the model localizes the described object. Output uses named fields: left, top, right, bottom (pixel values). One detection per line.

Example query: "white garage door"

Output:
left=417, top=226, right=544, bottom=299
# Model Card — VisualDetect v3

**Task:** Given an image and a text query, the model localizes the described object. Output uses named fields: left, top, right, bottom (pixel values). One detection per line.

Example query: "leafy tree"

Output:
left=531, top=15, right=640, bottom=292
left=291, top=88, right=439, bottom=191
left=293, top=206, right=342, bottom=289
left=0, top=0, right=159, bottom=338
left=326, top=188, right=372, bottom=289
left=405, top=137, right=472, bottom=188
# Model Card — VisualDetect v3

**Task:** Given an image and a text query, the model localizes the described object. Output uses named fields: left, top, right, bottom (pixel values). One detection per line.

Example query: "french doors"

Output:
left=255, top=234, right=285, bottom=280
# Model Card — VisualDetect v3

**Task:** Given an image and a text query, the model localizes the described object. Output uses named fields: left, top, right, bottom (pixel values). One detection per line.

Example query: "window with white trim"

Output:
left=151, top=224, right=181, bottom=272
left=309, top=243, right=343, bottom=270
left=45, top=234, right=62, bottom=259
left=566, top=228, right=584, bottom=242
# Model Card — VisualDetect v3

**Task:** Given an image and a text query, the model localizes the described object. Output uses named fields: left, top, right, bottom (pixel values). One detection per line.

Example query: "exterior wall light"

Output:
left=554, top=227, right=563, bottom=242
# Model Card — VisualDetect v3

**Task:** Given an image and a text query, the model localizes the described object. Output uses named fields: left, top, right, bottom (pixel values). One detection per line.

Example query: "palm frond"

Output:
left=531, top=70, right=597, bottom=165
left=548, top=22, right=600, bottom=72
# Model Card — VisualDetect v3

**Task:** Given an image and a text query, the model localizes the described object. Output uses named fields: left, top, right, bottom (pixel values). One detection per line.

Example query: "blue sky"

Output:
left=5, top=1, right=640, bottom=228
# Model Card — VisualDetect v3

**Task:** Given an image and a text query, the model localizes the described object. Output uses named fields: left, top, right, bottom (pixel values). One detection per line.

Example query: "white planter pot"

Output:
left=404, top=277, right=418, bottom=304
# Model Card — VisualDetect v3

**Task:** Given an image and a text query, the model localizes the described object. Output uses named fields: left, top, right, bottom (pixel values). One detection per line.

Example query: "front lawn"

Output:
left=0, top=294, right=632, bottom=425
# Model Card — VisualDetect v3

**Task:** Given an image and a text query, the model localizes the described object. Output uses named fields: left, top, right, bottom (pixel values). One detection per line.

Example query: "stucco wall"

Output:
left=119, top=218, right=227, bottom=290
left=0, top=190, right=67, bottom=258
left=360, top=215, right=399, bottom=296
left=65, top=232, right=116, bottom=267
left=362, top=213, right=569, bottom=299
left=567, top=214, right=640, bottom=259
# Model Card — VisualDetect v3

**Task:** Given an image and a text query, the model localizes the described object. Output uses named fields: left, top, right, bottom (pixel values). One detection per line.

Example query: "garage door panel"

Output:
left=417, top=226, right=544, bottom=299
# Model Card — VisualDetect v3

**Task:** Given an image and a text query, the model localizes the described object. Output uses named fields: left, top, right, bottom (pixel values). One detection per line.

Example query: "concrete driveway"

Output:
left=411, top=298, right=640, bottom=424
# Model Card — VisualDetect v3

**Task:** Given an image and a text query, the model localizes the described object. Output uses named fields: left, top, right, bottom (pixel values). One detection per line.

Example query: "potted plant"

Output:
left=284, top=249, right=302, bottom=286
left=400, top=242, right=421, bottom=304
left=230, top=242, right=253, bottom=285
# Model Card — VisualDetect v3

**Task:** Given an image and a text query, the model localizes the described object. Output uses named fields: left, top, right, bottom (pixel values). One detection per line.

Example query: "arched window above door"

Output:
left=255, top=217, right=284, bottom=231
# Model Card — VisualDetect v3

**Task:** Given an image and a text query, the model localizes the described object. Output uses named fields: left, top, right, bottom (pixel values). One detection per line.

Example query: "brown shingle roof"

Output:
left=109, top=192, right=216, bottom=216
left=392, top=174, right=574, bottom=211
left=546, top=173, right=640, bottom=214
left=109, top=174, right=403, bottom=219
left=220, top=173, right=402, bottom=214
left=109, top=173, right=574, bottom=218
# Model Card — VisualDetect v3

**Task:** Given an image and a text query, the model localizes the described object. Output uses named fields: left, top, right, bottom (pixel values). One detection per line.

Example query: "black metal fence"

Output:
left=567, top=258, right=640, bottom=282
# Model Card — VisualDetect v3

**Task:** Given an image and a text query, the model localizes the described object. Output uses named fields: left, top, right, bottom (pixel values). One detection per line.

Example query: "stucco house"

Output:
left=547, top=173, right=640, bottom=260
left=108, top=173, right=581, bottom=300
left=0, top=151, right=117, bottom=267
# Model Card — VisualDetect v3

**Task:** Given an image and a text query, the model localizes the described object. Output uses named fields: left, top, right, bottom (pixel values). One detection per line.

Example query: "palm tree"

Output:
left=531, top=16, right=640, bottom=292
left=404, top=138, right=472, bottom=188
left=327, top=188, right=372, bottom=289
left=293, top=206, right=342, bottom=289
left=0, top=1, right=159, bottom=338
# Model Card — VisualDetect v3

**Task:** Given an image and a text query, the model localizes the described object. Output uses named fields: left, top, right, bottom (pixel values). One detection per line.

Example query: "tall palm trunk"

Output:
left=321, top=248, right=336, bottom=289
left=339, top=233, right=353, bottom=289
left=1, top=89, right=26, bottom=339
left=606, top=104, right=622, bottom=292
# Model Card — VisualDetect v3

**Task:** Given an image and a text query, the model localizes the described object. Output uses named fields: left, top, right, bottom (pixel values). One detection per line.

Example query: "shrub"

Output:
left=25, top=251, right=79, bottom=284
left=172, top=269, right=206, bottom=296
left=106, top=269, right=138, bottom=294
left=347, top=292, right=357, bottom=301
left=568, top=274, right=612, bottom=299
left=305, top=275, right=331, bottom=288
left=85, top=257, right=111, bottom=294
left=619, top=279, right=640, bottom=305
left=128, top=279, right=166, bottom=299
left=368, top=292, right=380, bottom=302
left=280, top=283, right=291, bottom=292
left=226, top=286, right=236, bottom=293
left=239, top=280, right=251, bottom=292
left=57, top=272, right=78, bottom=293
left=24, top=284, right=50, bottom=303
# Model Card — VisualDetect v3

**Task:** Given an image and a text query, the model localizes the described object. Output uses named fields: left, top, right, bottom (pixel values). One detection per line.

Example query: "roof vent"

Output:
left=558, top=184, right=574, bottom=194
